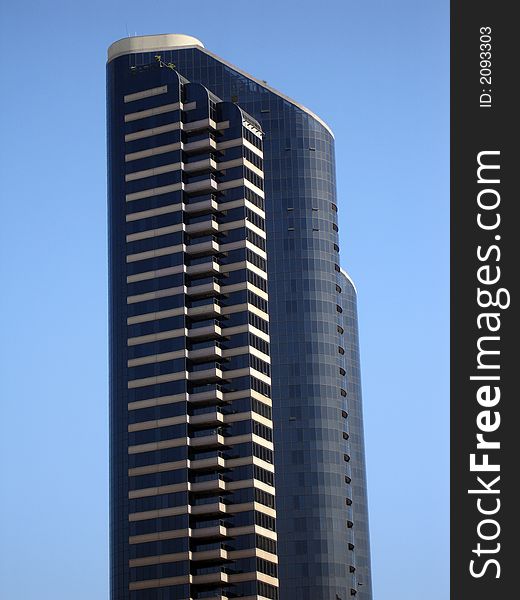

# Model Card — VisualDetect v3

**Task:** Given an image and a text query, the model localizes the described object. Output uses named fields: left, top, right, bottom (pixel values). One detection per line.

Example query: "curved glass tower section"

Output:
left=339, top=270, right=373, bottom=600
left=108, top=34, right=372, bottom=600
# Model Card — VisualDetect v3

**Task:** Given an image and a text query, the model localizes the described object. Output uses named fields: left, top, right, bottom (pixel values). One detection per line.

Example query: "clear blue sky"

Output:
left=0, top=1, right=449, bottom=598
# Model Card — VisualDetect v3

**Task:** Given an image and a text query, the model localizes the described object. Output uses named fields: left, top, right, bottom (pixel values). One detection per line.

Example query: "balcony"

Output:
left=184, top=177, right=218, bottom=195
left=190, top=547, right=229, bottom=563
left=184, top=158, right=218, bottom=173
left=189, top=432, right=226, bottom=449
left=187, top=321, right=222, bottom=340
left=186, top=279, right=221, bottom=298
left=188, top=344, right=223, bottom=362
left=183, top=136, right=217, bottom=154
left=183, top=117, right=215, bottom=133
left=185, top=238, right=219, bottom=256
left=191, top=594, right=229, bottom=600
left=186, top=216, right=219, bottom=235
left=190, top=522, right=227, bottom=540
left=186, top=259, right=220, bottom=277
left=184, top=197, right=219, bottom=215
left=191, top=571, right=229, bottom=585
left=187, top=300, right=221, bottom=320
left=190, top=478, right=227, bottom=495
left=190, top=408, right=224, bottom=427
left=188, top=367, right=223, bottom=383
left=190, top=501, right=228, bottom=517
left=189, top=386, right=224, bottom=405
left=189, top=453, right=226, bottom=471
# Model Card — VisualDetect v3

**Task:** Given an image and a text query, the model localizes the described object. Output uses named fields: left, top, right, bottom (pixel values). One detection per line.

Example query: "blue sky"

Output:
left=0, top=1, right=449, bottom=598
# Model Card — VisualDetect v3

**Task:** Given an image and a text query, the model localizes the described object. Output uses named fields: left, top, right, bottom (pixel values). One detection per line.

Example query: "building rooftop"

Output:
left=107, top=33, right=334, bottom=137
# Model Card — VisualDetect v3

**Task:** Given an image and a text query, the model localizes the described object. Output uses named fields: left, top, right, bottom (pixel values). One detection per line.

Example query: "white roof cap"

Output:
left=108, top=34, right=204, bottom=62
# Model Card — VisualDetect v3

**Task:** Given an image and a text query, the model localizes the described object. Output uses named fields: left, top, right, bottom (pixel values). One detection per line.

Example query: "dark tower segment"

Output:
left=108, top=54, right=279, bottom=600
left=108, top=34, right=372, bottom=600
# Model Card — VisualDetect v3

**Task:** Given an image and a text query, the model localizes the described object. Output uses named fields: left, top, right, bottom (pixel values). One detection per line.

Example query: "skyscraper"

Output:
left=108, top=34, right=372, bottom=600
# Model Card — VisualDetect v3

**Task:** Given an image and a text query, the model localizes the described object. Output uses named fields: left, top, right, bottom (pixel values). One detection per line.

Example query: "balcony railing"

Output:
left=186, top=277, right=221, bottom=298
left=189, top=432, right=226, bottom=449
left=189, top=409, right=225, bottom=428
left=187, top=300, right=221, bottom=320
left=189, top=454, right=226, bottom=472
left=189, top=385, right=224, bottom=405
left=190, top=476, right=227, bottom=494
left=190, top=547, right=229, bottom=563
left=186, top=258, right=220, bottom=276
left=184, top=157, right=218, bottom=173
left=186, top=216, right=219, bottom=236
left=184, top=173, right=218, bottom=194
left=190, top=570, right=229, bottom=585
left=188, top=344, right=223, bottom=362
left=187, top=320, right=222, bottom=340
left=185, top=238, right=219, bottom=256
left=190, top=501, right=227, bottom=517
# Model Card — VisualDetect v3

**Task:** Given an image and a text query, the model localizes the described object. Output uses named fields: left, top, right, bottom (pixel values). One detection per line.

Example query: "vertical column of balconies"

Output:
left=119, top=69, right=278, bottom=600
left=182, top=100, right=278, bottom=600
left=183, top=107, right=231, bottom=600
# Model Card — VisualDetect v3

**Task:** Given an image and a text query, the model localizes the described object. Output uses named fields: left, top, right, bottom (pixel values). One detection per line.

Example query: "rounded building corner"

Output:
left=340, top=267, right=358, bottom=295
left=108, top=33, right=204, bottom=62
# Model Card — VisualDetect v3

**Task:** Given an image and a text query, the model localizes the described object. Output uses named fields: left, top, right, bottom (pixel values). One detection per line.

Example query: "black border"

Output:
left=451, top=3, right=518, bottom=598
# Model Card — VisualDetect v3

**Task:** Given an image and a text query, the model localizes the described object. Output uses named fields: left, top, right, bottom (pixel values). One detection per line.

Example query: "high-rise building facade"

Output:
left=108, top=34, right=372, bottom=600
